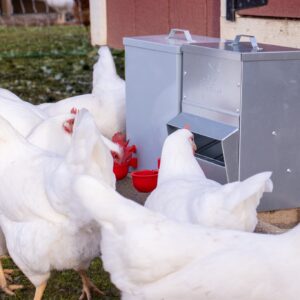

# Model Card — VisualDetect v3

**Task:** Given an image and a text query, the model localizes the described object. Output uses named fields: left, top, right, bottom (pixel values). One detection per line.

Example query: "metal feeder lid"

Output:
left=123, top=29, right=220, bottom=54
left=182, top=34, right=300, bottom=61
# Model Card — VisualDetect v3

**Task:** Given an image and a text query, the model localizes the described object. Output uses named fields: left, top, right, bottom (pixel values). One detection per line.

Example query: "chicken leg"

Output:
left=33, top=281, right=47, bottom=300
left=78, top=270, right=105, bottom=300
left=0, top=261, right=23, bottom=295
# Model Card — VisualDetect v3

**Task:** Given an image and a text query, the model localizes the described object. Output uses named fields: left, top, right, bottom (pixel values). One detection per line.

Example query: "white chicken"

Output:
left=0, top=88, right=23, bottom=102
left=27, top=110, right=122, bottom=158
left=0, top=94, right=47, bottom=136
left=44, top=0, right=74, bottom=24
left=74, top=175, right=300, bottom=300
left=0, top=92, right=45, bottom=294
left=0, top=89, right=122, bottom=158
left=39, top=46, right=126, bottom=139
left=27, top=113, right=74, bottom=155
left=145, top=129, right=273, bottom=232
left=0, top=109, right=116, bottom=299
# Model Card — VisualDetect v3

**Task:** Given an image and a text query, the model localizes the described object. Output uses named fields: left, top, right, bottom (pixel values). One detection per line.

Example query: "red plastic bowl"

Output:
left=131, top=170, right=158, bottom=193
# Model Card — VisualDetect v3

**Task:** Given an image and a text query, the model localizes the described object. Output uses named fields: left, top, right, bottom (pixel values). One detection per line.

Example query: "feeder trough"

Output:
left=125, top=32, right=300, bottom=211
left=168, top=35, right=300, bottom=211
left=124, top=29, right=220, bottom=171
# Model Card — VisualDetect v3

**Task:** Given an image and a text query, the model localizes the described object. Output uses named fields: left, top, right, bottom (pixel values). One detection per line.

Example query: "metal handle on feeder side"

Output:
left=231, top=34, right=263, bottom=51
left=167, top=29, right=196, bottom=43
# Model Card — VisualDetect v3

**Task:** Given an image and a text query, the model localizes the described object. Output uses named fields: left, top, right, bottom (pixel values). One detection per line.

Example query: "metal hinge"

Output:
left=226, top=0, right=268, bottom=21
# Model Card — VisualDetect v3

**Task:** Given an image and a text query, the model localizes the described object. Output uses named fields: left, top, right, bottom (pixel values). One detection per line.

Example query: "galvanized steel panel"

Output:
left=239, top=59, right=300, bottom=211
left=182, top=51, right=241, bottom=121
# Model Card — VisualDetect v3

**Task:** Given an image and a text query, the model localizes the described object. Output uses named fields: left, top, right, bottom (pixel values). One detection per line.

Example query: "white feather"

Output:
left=0, top=88, right=23, bottom=102
left=145, top=129, right=273, bottom=232
left=74, top=176, right=300, bottom=300
left=27, top=113, right=73, bottom=155
left=0, top=94, right=46, bottom=136
left=39, top=46, right=126, bottom=139
left=27, top=111, right=123, bottom=159
left=0, top=110, right=114, bottom=287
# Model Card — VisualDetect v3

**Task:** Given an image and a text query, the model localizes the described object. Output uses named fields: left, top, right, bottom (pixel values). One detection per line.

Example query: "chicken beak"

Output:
left=192, top=141, right=197, bottom=154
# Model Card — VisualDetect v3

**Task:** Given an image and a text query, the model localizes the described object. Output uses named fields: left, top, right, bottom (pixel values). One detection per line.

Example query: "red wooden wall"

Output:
left=239, top=0, right=300, bottom=19
left=106, top=0, right=220, bottom=49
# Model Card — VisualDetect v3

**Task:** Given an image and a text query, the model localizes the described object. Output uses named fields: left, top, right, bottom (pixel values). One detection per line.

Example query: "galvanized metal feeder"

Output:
left=125, top=32, right=300, bottom=211
left=124, top=29, right=220, bottom=170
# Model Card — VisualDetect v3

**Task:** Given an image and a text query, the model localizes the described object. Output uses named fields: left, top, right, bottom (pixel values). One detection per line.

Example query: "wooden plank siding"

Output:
left=1, top=0, right=13, bottom=15
left=107, top=0, right=220, bottom=49
left=239, top=0, right=300, bottom=19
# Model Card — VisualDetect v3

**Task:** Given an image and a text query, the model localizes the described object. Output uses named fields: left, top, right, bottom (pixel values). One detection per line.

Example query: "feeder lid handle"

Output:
left=230, top=34, right=263, bottom=51
left=167, top=29, right=196, bottom=43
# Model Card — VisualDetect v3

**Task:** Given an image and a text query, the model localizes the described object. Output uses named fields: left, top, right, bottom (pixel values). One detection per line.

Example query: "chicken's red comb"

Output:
left=184, top=124, right=191, bottom=130
left=70, top=107, right=78, bottom=115
left=63, top=118, right=75, bottom=134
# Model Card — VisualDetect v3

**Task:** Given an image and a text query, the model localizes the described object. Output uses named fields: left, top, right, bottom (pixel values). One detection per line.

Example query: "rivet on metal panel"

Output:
left=237, top=82, right=241, bottom=87
left=184, top=71, right=187, bottom=76
left=272, top=131, right=277, bottom=136
left=183, top=95, right=187, bottom=100
left=286, top=168, right=292, bottom=173
left=236, top=108, right=240, bottom=113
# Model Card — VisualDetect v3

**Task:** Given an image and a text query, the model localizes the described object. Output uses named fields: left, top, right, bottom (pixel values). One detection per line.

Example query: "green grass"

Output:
left=0, top=25, right=124, bottom=299
left=0, top=26, right=124, bottom=105
left=1, top=257, right=120, bottom=300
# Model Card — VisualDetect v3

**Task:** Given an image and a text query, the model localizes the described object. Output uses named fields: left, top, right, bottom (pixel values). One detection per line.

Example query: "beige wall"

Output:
left=90, top=0, right=107, bottom=46
left=220, top=0, right=300, bottom=48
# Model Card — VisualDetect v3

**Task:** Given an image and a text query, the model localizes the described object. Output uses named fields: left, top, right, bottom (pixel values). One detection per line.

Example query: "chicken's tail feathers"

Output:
left=92, top=46, right=125, bottom=94
left=242, top=171, right=273, bottom=194
left=207, top=172, right=273, bottom=231
left=73, top=175, right=147, bottom=226
left=97, top=46, right=117, bottom=73
left=225, top=172, right=273, bottom=208
left=64, top=108, right=116, bottom=186
left=65, top=109, right=105, bottom=165
left=206, top=172, right=272, bottom=231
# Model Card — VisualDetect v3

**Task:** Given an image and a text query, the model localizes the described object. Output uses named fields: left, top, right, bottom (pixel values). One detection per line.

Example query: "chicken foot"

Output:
left=0, top=261, right=23, bottom=295
left=78, top=270, right=105, bottom=300
left=33, top=281, right=47, bottom=300
left=0, top=255, right=20, bottom=281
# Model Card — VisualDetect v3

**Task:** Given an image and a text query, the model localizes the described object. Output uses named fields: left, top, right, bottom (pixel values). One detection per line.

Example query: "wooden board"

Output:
left=106, top=0, right=220, bottom=49
left=239, top=0, right=300, bottom=19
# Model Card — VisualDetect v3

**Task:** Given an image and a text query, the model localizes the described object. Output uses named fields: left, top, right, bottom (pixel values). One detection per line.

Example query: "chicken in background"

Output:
left=74, top=175, right=300, bottom=300
left=27, top=107, right=123, bottom=161
left=0, top=45, right=125, bottom=141
left=145, top=129, right=273, bottom=232
left=0, top=87, right=124, bottom=177
left=44, top=0, right=74, bottom=24
left=38, top=46, right=126, bottom=140
left=0, top=109, right=116, bottom=298
left=0, top=92, right=47, bottom=137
